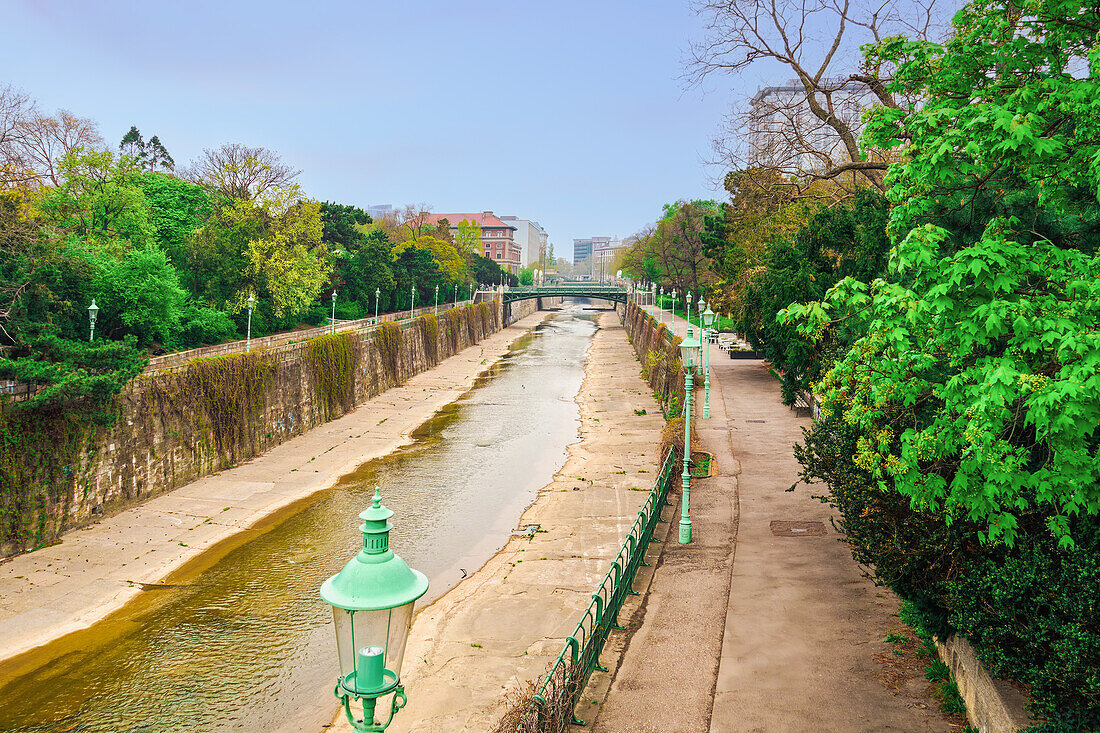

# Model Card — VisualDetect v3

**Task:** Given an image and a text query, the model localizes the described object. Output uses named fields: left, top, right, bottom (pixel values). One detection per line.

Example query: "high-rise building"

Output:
left=366, top=204, right=394, bottom=220
left=573, top=237, right=613, bottom=279
left=748, top=79, right=871, bottom=176
left=499, top=217, right=548, bottom=268
left=425, top=211, right=521, bottom=273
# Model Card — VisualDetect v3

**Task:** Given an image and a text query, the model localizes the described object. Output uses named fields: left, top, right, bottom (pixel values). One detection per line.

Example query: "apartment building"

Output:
left=426, top=211, right=521, bottom=273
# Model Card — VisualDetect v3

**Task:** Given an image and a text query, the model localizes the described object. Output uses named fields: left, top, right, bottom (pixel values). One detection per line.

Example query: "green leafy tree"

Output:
left=138, top=172, right=211, bottom=291
left=784, top=0, right=1100, bottom=546
left=38, top=149, right=153, bottom=251
left=742, top=190, right=890, bottom=404
left=91, top=245, right=186, bottom=346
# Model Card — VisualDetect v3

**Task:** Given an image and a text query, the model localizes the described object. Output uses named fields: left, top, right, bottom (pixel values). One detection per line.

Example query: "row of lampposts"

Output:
left=651, top=286, right=717, bottom=545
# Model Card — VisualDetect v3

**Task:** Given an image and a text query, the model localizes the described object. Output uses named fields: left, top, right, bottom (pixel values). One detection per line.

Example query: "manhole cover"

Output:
left=770, top=520, right=826, bottom=536
left=746, top=419, right=766, bottom=423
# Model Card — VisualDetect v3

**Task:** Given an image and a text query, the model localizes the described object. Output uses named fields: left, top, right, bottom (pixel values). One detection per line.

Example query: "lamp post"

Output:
left=246, top=294, right=255, bottom=352
left=321, top=488, right=428, bottom=732
left=670, top=289, right=676, bottom=331
left=434, top=284, right=439, bottom=316
left=87, top=299, right=98, bottom=342
left=331, top=289, right=338, bottom=334
left=375, top=288, right=381, bottom=324
left=454, top=283, right=458, bottom=308
left=702, top=305, right=716, bottom=420
left=686, top=292, right=693, bottom=337
left=658, top=287, right=664, bottom=324
left=678, top=328, right=700, bottom=544
left=410, top=284, right=415, bottom=320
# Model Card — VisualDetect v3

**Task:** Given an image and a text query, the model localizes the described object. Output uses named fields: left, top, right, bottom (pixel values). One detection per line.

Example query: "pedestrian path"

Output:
left=588, top=306, right=951, bottom=733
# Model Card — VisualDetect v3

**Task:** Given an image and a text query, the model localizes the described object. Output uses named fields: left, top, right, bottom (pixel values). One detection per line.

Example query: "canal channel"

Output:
left=0, top=304, right=600, bottom=733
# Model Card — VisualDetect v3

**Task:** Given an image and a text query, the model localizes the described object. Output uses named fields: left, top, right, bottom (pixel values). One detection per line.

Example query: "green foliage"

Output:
left=443, top=307, right=463, bottom=353
left=38, top=149, right=154, bottom=250
left=91, top=244, right=186, bottom=346
left=138, top=172, right=210, bottom=280
left=946, top=515, right=1100, bottom=722
left=518, top=267, right=534, bottom=286
left=785, top=0, right=1100, bottom=546
left=743, top=190, right=890, bottom=404
left=306, top=332, right=360, bottom=419
left=420, top=313, right=439, bottom=364
left=0, top=334, right=147, bottom=410
left=172, top=301, right=237, bottom=348
left=146, top=351, right=274, bottom=461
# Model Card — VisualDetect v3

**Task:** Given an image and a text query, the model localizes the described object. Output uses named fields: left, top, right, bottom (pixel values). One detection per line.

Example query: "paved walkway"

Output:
left=0, top=311, right=550, bottom=669
left=589, top=308, right=952, bottom=733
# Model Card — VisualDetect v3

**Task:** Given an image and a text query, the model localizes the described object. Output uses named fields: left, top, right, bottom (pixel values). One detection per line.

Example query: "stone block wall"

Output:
left=620, top=301, right=684, bottom=408
left=1, top=301, right=504, bottom=557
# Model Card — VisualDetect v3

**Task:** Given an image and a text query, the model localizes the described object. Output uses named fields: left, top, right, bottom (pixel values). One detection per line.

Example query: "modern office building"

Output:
left=499, top=217, right=549, bottom=268
left=425, top=211, right=521, bottom=273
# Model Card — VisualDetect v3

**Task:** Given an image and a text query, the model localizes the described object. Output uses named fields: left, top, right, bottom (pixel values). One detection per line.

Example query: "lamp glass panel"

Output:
left=332, top=602, right=414, bottom=684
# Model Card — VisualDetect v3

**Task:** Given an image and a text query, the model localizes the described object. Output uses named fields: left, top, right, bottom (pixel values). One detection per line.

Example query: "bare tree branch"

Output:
left=185, top=143, right=300, bottom=201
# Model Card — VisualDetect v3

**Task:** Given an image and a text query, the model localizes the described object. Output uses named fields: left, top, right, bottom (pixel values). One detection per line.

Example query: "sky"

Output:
left=0, top=0, right=764, bottom=261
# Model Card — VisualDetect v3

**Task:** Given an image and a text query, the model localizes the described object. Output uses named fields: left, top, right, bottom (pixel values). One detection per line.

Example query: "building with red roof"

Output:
left=425, top=211, right=520, bottom=274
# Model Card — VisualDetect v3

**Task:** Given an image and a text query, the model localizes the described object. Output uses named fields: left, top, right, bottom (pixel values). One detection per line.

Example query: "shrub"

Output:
left=306, top=332, right=360, bottom=419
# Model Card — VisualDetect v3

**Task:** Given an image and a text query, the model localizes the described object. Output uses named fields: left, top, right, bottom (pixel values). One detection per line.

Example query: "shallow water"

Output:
left=0, top=305, right=599, bottom=733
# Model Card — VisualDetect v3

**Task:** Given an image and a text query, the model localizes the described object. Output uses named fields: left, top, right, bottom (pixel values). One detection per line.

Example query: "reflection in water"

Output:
left=0, top=306, right=599, bottom=733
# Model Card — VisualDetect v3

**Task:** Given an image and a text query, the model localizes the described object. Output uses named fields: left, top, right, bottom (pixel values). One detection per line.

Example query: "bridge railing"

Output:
left=506, top=448, right=676, bottom=732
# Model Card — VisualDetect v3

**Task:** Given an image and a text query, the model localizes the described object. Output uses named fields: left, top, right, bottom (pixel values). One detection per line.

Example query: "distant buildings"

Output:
left=366, top=204, right=394, bottom=220
left=748, top=78, right=871, bottom=176
left=499, top=217, right=548, bottom=268
left=425, top=211, right=521, bottom=273
left=572, top=236, right=627, bottom=280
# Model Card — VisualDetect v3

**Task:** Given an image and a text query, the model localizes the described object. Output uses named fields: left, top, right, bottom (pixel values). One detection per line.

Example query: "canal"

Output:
left=0, top=305, right=599, bottom=733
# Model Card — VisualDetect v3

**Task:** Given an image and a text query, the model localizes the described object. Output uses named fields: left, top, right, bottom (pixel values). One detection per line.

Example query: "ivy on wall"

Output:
left=306, top=332, right=361, bottom=419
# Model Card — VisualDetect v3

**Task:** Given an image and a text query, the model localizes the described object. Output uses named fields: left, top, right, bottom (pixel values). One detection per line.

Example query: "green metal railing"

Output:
left=512, top=449, right=677, bottom=731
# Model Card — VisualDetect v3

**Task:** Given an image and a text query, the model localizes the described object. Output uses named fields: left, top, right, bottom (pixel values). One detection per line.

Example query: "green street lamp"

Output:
left=658, top=287, right=664, bottom=324
left=321, top=488, right=428, bottom=732
left=331, top=289, right=338, bottom=335
left=87, top=299, right=98, bottom=342
left=375, top=288, right=381, bottom=323
left=670, top=289, right=676, bottom=329
left=453, top=283, right=458, bottom=308
left=246, top=294, right=255, bottom=352
left=434, top=284, right=439, bottom=316
left=410, top=284, right=415, bottom=320
left=678, top=327, right=700, bottom=544
left=702, top=306, right=716, bottom=419
left=686, top=292, right=693, bottom=337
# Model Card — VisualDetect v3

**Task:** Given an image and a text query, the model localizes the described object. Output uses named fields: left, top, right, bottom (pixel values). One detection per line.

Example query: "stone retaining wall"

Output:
left=1, top=301, right=509, bottom=558
left=936, top=635, right=1031, bottom=732
left=620, top=300, right=684, bottom=408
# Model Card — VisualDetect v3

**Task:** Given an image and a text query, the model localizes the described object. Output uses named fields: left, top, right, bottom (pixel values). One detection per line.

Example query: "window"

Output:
left=495, top=253, right=501, bottom=259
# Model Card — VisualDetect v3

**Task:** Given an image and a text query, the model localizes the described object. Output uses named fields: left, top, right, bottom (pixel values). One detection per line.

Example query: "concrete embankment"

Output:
left=332, top=310, right=666, bottom=732
left=0, top=306, right=550, bottom=667
left=3, top=297, right=554, bottom=559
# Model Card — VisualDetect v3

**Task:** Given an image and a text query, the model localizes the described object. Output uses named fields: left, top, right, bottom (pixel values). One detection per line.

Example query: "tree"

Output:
left=38, top=149, right=153, bottom=251
left=240, top=187, right=331, bottom=317
left=119, top=125, right=144, bottom=158
left=186, top=143, right=299, bottom=201
left=621, top=201, right=715, bottom=296
left=119, top=127, right=174, bottom=173
left=17, top=109, right=102, bottom=188
left=139, top=172, right=211, bottom=288
left=90, top=244, right=186, bottom=345
left=687, top=0, right=946, bottom=192
left=454, top=218, right=481, bottom=257
left=784, top=0, right=1100, bottom=546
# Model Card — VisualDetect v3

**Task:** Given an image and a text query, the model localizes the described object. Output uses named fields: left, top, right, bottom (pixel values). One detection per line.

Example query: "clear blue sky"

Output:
left=2, top=1, right=749, bottom=260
